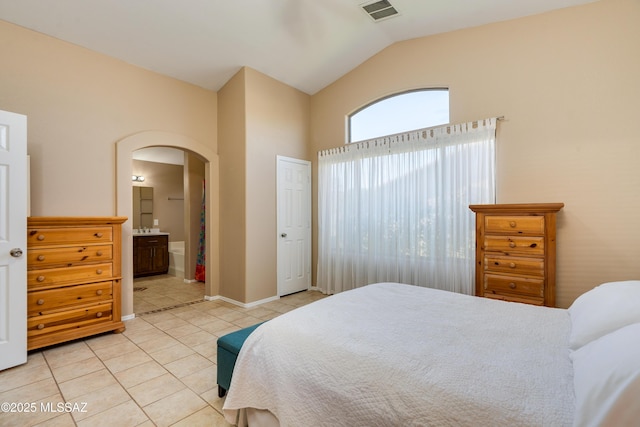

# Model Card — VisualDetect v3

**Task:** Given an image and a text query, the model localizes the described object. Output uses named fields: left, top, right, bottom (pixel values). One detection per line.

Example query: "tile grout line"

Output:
left=121, top=309, right=231, bottom=422
left=2, top=288, right=325, bottom=426
left=40, top=351, right=82, bottom=427
left=137, top=299, right=207, bottom=316
left=123, top=313, right=225, bottom=424
left=74, top=314, right=212, bottom=426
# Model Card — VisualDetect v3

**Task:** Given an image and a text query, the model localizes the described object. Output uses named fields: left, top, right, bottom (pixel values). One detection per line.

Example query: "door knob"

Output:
left=10, top=248, right=23, bottom=258
left=281, top=233, right=287, bottom=238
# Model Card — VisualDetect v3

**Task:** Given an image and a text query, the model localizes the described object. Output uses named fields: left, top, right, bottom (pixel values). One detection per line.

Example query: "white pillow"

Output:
left=571, top=322, right=640, bottom=427
left=568, top=280, right=640, bottom=350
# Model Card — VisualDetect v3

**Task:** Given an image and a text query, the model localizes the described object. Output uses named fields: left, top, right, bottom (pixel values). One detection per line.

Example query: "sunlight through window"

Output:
left=349, top=89, right=449, bottom=143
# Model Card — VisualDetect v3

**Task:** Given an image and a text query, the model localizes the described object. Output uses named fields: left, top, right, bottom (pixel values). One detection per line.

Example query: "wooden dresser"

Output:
left=469, top=203, right=563, bottom=307
left=26, top=216, right=127, bottom=350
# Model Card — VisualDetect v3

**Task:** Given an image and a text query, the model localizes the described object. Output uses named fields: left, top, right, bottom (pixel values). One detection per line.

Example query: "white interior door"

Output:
left=0, top=110, right=27, bottom=370
left=277, top=156, right=311, bottom=296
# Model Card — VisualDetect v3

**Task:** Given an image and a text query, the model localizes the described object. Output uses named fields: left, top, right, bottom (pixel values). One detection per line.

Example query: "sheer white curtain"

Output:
left=317, top=118, right=496, bottom=295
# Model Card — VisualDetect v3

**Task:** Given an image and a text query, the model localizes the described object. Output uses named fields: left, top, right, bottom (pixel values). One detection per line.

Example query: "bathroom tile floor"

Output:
left=133, top=275, right=206, bottom=314
left=0, top=285, right=326, bottom=427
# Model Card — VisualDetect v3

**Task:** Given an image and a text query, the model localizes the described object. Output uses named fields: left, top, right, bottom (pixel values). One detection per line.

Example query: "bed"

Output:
left=222, top=281, right=640, bottom=427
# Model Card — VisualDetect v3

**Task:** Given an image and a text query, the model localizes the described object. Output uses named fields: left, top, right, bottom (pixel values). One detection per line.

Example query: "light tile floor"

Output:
left=133, top=275, right=206, bottom=314
left=0, top=283, right=326, bottom=427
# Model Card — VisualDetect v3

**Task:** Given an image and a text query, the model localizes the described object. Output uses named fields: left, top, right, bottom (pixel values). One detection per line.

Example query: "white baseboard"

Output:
left=209, top=294, right=279, bottom=309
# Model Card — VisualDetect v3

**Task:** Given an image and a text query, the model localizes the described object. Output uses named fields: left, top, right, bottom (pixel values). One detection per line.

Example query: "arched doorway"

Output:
left=116, top=131, right=219, bottom=318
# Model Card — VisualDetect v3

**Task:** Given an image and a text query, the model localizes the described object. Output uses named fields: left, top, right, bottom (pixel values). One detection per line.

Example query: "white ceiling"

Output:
left=0, top=0, right=596, bottom=95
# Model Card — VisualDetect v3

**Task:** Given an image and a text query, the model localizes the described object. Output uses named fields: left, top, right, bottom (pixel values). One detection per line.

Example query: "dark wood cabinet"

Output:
left=133, top=234, right=169, bottom=277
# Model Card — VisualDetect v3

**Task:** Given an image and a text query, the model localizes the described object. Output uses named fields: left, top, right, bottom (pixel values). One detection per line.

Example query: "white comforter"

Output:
left=223, top=283, right=574, bottom=426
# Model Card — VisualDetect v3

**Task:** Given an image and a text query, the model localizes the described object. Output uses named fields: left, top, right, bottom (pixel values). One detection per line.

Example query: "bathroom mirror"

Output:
left=132, top=186, right=154, bottom=229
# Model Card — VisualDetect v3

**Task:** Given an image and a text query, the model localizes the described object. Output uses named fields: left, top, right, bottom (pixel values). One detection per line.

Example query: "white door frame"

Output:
left=276, top=155, right=311, bottom=296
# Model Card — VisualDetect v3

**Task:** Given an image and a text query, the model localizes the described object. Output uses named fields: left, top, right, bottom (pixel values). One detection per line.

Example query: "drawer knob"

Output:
left=37, top=298, right=45, bottom=305
left=37, top=255, right=45, bottom=261
left=37, top=324, right=45, bottom=330
left=96, top=312, right=103, bottom=318
left=96, top=290, right=103, bottom=296
left=509, top=262, right=516, bottom=268
left=96, top=269, right=103, bottom=275
left=96, top=251, right=103, bottom=256
left=509, top=282, right=517, bottom=289
left=509, top=221, right=516, bottom=228
left=95, top=232, right=103, bottom=238
left=509, top=242, right=516, bottom=248
left=36, top=275, right=45, bottom=282
left=37, top=234, right=45, bottom=241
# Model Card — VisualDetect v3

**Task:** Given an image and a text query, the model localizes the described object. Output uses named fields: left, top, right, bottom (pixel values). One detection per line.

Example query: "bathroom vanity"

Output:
left=133, top=232, right=169, bottom=277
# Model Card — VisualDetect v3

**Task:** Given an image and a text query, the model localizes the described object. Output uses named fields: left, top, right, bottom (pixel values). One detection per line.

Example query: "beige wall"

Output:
left=218, top=67, right=311, bottom=303
left=0, top=20, right=217, bottom=217
left=4, top=0, right=638, bottom=309
left=0, top=20, right=219, bottom=316
left=244, top=68, right=311, bottom=302
left=310, top=0, right=640, bottom=307
left=218, top=69, right=248, bottom=302
left=185, top=152, right=206, bottom=280
left=132, top=159, right=184, bottom=241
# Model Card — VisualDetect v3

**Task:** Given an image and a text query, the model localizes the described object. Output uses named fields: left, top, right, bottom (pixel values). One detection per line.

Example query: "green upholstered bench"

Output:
left=217, top=322, right=265, bottom=398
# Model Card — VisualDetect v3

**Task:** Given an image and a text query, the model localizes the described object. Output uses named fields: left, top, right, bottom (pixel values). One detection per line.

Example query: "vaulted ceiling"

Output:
left=0, top=0, right=596, bottom=94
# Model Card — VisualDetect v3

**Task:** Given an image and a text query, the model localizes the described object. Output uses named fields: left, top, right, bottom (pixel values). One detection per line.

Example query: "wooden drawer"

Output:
left=484, top=216, right=544, bottom=235
left=470, top=204, right=563, bottom=307
left=28, top=303, right=113, bottom=337
left=28, top=281, right=113, bottom=316
left=484, top=255, right=544, bottom=277
left=484, top=273, right=544, bottom=298
left=134, top=235, right=168, bottom=247
left=28, top=263, right=113, bottom=289
left=483, top=292, right=544, bottom=306
left=483, top=236, right=544, bottom=255
left=27, top=245, right=113, bottom=268
left=27, top=226, right=113, bottom=246
left=26, top=217, right=126, bottom=350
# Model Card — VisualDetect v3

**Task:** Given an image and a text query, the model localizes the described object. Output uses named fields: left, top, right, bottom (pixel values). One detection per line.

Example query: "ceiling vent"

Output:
left=361, top=0, right=400, bottom=22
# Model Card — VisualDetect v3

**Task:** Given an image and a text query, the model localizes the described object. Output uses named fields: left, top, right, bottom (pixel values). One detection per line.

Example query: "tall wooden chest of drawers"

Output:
left=469, top=204, right=563, bottom=307
left=26, top=217, right=127, bottom=350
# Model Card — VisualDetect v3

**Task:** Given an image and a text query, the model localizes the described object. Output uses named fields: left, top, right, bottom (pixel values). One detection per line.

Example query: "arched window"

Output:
left=348, top=89, right=449, bottom=143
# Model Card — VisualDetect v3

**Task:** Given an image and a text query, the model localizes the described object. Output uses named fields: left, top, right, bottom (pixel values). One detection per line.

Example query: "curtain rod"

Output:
left=365, top=115, right=504, bottom=141
left=321, top=116, right=503, bottom=157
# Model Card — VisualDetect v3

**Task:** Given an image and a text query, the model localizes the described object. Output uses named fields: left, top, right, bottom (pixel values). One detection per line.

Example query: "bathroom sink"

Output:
left=133, top=229, right=168, bottom=235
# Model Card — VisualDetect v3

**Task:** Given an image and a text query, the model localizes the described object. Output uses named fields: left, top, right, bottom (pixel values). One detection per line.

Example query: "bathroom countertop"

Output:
left=133, top=231, right=170, bottom=236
